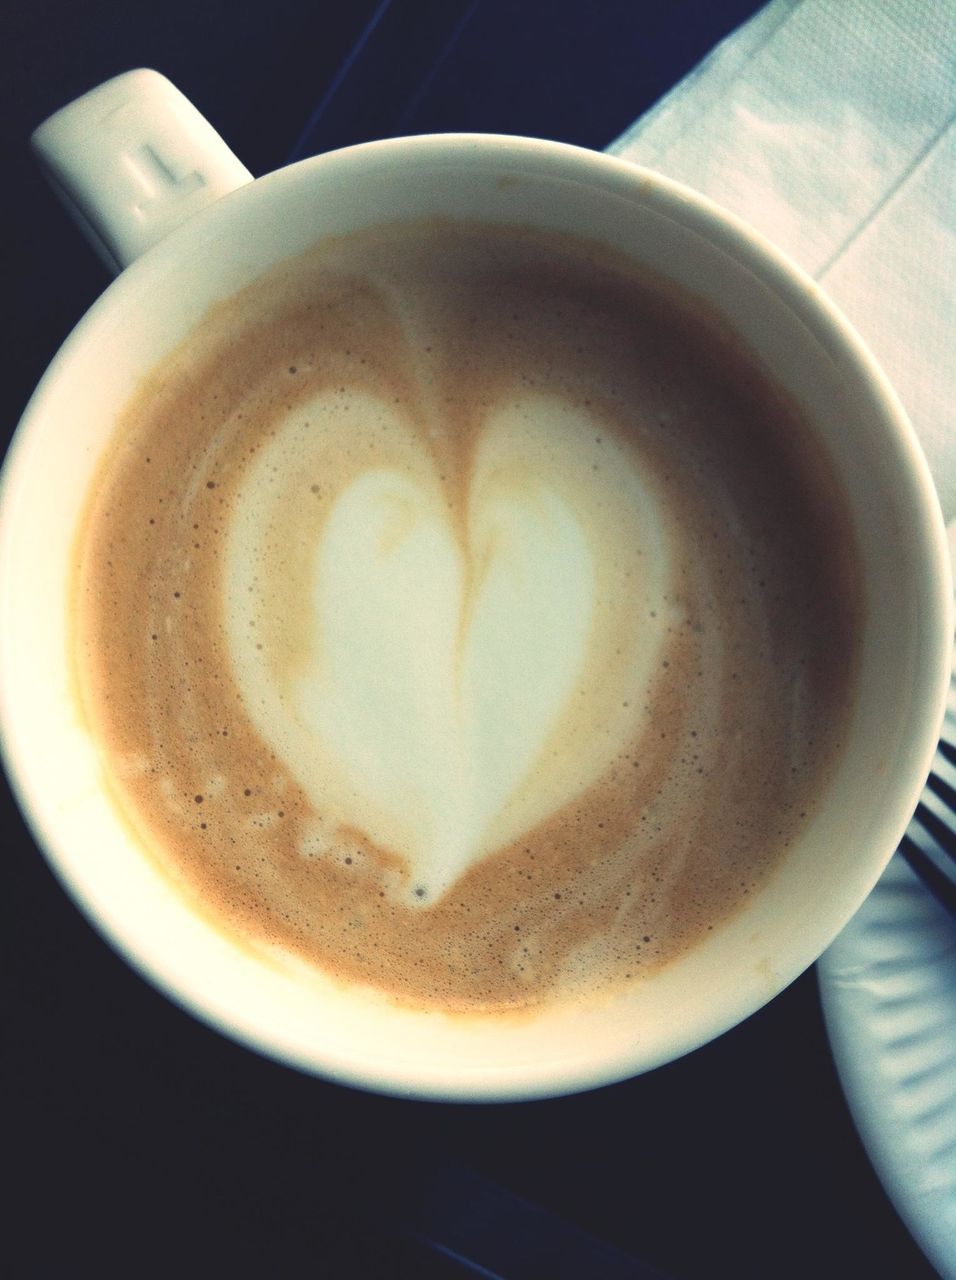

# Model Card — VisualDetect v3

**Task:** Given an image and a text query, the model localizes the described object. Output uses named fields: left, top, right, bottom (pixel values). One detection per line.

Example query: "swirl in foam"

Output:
left=73, top=220, right=863, bottom=1011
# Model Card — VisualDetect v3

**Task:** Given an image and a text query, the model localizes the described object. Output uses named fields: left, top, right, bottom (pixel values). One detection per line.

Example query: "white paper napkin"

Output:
left=609, top=0, right=956, bottom=519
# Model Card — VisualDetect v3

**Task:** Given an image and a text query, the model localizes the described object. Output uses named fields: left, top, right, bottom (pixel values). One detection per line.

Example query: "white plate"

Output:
left=819, top=738, right=956, bottom=1277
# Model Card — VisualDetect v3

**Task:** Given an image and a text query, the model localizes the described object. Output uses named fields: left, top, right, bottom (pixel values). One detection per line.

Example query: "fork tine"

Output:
left=899, top=835, right=956, bottom=915
left=936, top=737, right=956, bottom=770
left=925, top=765, right=956, bottom=816
left=913, top=799, right=956, bottom=863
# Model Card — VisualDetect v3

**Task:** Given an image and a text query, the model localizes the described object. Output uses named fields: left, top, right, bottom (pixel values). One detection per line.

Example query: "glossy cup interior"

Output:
left=0, top=135, right=950, bottom=1099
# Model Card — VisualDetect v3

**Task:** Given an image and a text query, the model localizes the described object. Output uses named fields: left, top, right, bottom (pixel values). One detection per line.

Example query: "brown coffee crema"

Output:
left=73, top=220, right=863, bottom=1013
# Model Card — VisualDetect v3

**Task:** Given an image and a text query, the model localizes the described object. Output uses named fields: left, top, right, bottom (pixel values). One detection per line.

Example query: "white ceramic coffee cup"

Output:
left=1, top=69, right=950, bottom=1101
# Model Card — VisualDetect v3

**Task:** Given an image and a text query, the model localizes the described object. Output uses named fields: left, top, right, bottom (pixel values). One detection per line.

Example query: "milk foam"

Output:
left=73, top=218, right=863, bottom=1012
left=224, top=388, right=673, bottom=902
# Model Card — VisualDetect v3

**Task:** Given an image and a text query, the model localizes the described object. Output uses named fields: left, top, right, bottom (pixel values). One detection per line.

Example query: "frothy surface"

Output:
left=73, top=220, right=863, bottom=1012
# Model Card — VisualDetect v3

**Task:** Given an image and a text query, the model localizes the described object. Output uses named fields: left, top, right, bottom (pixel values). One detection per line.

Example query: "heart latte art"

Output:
left=74, top=221, right=862, bottom=1011
left=226, top=390, right=670, bottom=903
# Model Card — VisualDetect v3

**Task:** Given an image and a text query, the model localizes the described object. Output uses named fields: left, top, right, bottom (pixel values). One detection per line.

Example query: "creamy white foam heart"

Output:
left=224, top=389, right=672, bottom=902
left=72, top=218, right=863, bottom=1012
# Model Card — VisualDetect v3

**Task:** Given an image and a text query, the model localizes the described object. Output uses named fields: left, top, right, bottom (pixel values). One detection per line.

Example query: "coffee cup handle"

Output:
left=31, top=68, right=252, bottom=276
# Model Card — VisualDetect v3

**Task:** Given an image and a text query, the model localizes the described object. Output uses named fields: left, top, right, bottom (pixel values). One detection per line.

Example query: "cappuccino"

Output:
left=73, top=219, right=863, bottom=1012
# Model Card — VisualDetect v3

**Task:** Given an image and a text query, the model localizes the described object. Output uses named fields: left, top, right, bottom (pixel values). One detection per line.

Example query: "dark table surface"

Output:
left=1, top=3, right=941, bottom=1277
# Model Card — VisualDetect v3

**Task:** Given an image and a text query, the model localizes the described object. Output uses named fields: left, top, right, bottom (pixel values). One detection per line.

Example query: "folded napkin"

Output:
left=609, top=0, right=956, bottom=521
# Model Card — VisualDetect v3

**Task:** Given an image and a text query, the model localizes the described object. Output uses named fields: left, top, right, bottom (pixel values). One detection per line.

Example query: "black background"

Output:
left=0, top=3, right=940, bottom=1277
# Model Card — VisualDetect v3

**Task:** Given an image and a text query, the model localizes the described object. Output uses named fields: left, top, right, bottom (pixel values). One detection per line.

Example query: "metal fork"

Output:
left=899, top=736, right=956, bottom=915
